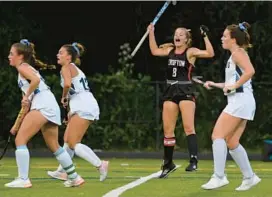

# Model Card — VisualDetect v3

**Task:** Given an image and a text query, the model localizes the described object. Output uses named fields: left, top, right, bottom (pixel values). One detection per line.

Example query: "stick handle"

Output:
left=63, top=98, right=69, bottom=122
left=131, top=30, right=149, bottom=57
left=13, top=106, right=28, bottom=131
left=130, top=1, right=171, bottom=57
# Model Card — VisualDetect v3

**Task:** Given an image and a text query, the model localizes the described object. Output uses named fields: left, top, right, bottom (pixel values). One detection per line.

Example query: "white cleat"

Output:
left=99, top=160, right=109, bottom=182
left=201, top=174, right=229, bottom=190
left=235, top=174, right=261, bottom=191
left=63, top=175, right=85, bottom=187
left=5, top=178, right=32, bottom=188
left=47, top=170, right=68, bottom=181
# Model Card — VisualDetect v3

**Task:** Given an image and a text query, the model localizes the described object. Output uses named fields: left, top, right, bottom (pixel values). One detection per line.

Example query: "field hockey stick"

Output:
left=0, top=107, right=28, bottom=160
left=63, top=98, right=69, bottom=123
left=130, top=1, right=177, bottom=57
left=192, top=76, right=231, bottom=93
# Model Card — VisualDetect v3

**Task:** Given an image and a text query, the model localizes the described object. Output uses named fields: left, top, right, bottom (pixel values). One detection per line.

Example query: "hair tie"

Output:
left=238, top=23, right=246, bottom=32
left=72, top=42, right=80, bottom=56
left=20, top=39, right=30, bottom=46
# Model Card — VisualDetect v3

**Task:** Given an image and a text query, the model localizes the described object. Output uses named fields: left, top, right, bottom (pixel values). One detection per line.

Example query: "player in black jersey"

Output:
left=148, top=24, right=214, bottom=178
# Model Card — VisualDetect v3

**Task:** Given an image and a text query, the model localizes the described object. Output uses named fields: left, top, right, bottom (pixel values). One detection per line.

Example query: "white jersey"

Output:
left=223, top=51, right=255, bottom=120
left=18, top=66, right=49, bottom=100
left=60, top=63, right=90, bottom=97
left=60, top=63, right=99, bottom=121
left=18, top=65, right=61, bottom=125
left=225, top=54, right=253, bottom=94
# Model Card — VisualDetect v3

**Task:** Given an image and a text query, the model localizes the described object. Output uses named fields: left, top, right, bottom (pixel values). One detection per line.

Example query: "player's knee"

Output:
left=15, top=136, right=27, bottom=147
left=226, top=138, right=239, bottom=149
left=183, top=125, right=195, bottom=135
left=211, top=128, right=224, bottom=140
left=67, top=141, right=77, bottom=149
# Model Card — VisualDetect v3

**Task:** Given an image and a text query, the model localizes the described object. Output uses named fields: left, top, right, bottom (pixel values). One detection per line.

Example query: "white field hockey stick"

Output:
left=192, top=76, right=231, bottom=93
left=130, top=1, right=177, bottom=57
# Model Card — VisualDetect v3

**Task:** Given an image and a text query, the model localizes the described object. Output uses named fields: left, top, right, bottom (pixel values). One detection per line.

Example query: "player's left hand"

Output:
left=200, top=25, right=209, bottom=37
left=10, top=125, right=18, bottom=135
left=21, top=96, right=30, bottom=108
left=61, top=97, right=69, bottom=108
left=223, top=85, right=235, bottom=94
left=63, top=112, right=71, bottom=125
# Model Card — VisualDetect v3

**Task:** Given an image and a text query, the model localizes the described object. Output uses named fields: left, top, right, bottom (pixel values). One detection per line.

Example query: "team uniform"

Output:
left=159, top=48, right=198, bottom=178
left=162, top=48, right=195, bottom=104
left=60, top=63, right=99, bottom=121
left=201, top=50, right=261, bottom=191
left=223, top=54, right=255, bottom=120
left=18, top=65, right=61, bottom=125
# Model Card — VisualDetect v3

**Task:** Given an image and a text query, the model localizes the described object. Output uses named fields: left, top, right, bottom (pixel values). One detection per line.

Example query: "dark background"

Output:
left=1, top=1, right=241, bottom=79
left=0, top=1, right=271, bottom=150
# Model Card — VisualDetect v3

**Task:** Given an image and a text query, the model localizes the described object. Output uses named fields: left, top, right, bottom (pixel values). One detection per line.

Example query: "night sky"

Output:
left=3, top=1, right=260, bottom=79
left=7, top=1, right=174, bottom=77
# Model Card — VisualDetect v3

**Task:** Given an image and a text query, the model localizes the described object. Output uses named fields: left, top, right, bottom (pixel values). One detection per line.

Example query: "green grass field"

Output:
left=0, top=158, right=271, bottom=197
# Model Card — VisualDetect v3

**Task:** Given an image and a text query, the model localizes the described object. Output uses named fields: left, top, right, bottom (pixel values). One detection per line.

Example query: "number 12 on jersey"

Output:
left=79, top=77, right=89, bottom=90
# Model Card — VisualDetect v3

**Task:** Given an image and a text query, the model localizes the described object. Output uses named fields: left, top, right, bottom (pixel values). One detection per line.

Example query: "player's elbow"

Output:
left=207, top=50, right=215, bottom=58
left=248, top=67, right=255, bottom=77
left=151, top=49, right=159, bottom=56
left=64, top=83, right=71, bottom=89
left=210, top=51, right=215, bottom=57
left=32, top=77, right=40, bottom=86
left=251, top=69, right=255, bottom=76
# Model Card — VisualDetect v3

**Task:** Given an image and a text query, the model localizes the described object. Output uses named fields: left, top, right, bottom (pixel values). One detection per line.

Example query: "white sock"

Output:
left=229, top=144, right=254, bottom=179
left=212, top=139, right=227, bottom=178
left=57, top=143, right=75, bottom=172
left=15, top=145, right=30, bottom=180
left=54, top=147, right=78, bottom=179
left=75, top=143, right=102, bottom=167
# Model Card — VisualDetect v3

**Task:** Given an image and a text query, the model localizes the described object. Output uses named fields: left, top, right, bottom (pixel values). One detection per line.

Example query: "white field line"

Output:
left=103, top=165, right=181, bottom=197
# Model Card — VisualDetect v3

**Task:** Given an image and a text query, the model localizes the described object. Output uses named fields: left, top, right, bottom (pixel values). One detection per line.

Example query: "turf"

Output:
left=0, top=158, right=270, bottom=197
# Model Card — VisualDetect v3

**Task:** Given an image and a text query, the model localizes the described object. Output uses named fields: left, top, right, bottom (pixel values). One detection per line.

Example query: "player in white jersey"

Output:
left=5, top=39, right=84, bottom=188
left=47, top=42, right=109, bottom=182
left=201, top=22, right=261, bottom=191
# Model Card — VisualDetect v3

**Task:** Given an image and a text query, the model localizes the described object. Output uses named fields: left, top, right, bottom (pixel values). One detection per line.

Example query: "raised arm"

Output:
left=188, top=25, right=214, bottom=59
left=148, top=24, right=173, bottom=57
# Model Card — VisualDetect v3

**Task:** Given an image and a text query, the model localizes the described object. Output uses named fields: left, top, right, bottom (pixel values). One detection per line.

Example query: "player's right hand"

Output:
left=21, top=95, right=30, bottom=108
left=203, top=81, right=215, bottom=90
left=147, top=24, right=155, bottom=32
left=10, top=125, right=18, bottom=135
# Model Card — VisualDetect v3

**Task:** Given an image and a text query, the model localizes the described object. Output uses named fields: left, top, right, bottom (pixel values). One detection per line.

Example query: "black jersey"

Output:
left=162, top=48, right=195, bottom=104
left=167, top=48, right=193, bottom=81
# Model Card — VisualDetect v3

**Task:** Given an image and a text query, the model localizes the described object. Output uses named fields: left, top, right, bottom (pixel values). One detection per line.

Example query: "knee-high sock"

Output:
left=186, top=134, right=198, bottom=161
left=163, top=137, right=176, bottom=166
left=54, top=147, right=78, bottom=179
left=16, top=145, right=30, bottom=180
left=56, top=143, right=74, bottom=172
left=74, top=143, right=102, bottom=167
left=229, top=144, right=254, bottom=179
left=212, top=139, right=228, bottom=178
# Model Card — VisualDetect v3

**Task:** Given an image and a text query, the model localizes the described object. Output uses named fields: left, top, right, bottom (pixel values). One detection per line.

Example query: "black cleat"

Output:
left=185, top=158, right=198, bottom=172
left=159, top=162, right=177, bottom=178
